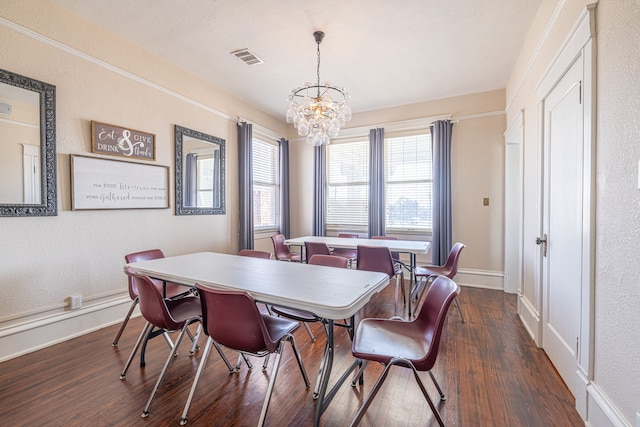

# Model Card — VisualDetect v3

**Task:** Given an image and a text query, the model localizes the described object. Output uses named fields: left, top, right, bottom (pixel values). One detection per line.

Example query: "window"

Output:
left=385, top=134, right=432, bottom=231
left=252, top=138, right=279, bottom=230
left=326, top=140, right=369, bottom=228
left=195, top=154, right=214, bottom=207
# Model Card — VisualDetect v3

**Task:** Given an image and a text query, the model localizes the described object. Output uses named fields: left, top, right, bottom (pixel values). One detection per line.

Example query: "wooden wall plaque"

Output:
left=91, top=121, right=156, bottom=160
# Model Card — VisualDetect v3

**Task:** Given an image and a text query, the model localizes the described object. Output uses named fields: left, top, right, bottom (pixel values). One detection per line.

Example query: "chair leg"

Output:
left=349, top=361, right=394, bottom=426
left=428, top=370, right=446, bottom=401
left=188, top=324, right=202, bottom=356
left=287, top=334, right=310, bottom=388
left=112, top=297, right=138, bottom=346
left=142, top=322, right=193, bottom=417
left=409, top=366, right=445, bottom=426
left=179, top=337, right=234, bottom=426
left=303, top=322, right=316, bottom=342
left=350, top=359, right=369, bottom=387
left=257, top=343, right=284, bottom=427
left=119, top=321, right=151, bottom=379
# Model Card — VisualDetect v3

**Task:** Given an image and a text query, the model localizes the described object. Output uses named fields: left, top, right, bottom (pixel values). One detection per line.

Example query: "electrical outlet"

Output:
left=70, top=294, right=82, bottom=310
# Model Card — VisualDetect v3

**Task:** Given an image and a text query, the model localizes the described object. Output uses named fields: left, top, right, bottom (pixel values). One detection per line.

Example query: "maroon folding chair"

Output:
left=238, top=249, right=272, bottom=259
left=304, top=241, right=332, bottom=263
left=113, top=249, right=191, bottom=346
left=180, top=286, right=310, bottom=426
left=331, top=233, right=359, bottom=263
left=119, top=269, right=210, bottom=419
left=271, top=233, right=301, bottom=261
left=414, top=242, right=466, bottom=321
left=350, top=276, right=461, bottom=426
left=356, top=245, right=405, bottom=317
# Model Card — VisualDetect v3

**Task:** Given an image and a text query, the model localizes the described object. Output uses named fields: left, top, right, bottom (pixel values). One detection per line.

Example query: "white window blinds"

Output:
left=326, top=140, right=369, bottom=227
left=252, top=139, right=279, bottom=229
left=385, top=134, right=432, bottom=231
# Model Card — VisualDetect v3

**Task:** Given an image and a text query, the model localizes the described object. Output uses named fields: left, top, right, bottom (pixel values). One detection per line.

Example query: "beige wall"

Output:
left=286, top=90, right=506, bottom=273
left=0, top=1, right=286, bottom=328
left=593, top=0, right=640, bottom=423
left=506, top=0, right=640, bottom=424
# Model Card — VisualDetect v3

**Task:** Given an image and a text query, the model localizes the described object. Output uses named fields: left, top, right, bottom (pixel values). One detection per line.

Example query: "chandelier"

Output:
left=286, top=31, right=352, bottom=146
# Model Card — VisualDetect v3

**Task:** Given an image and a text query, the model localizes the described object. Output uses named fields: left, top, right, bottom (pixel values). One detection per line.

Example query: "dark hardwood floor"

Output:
left=0, top=285, right=584, bottom=426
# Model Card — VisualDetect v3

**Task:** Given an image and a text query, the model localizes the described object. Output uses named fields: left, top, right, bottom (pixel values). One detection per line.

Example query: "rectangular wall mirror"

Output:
left=0, top=68, right=57, bottom=217
left=175, top=125, right=225, bottom=215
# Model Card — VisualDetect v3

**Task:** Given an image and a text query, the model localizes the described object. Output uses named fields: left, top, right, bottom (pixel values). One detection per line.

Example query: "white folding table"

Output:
left=127, top=251, right=389, bottom=426
left=285, top=236, right=430, bottom=316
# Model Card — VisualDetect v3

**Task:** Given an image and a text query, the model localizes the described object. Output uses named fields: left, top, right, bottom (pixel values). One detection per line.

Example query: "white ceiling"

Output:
left=52, top=0, right=541, bottom=120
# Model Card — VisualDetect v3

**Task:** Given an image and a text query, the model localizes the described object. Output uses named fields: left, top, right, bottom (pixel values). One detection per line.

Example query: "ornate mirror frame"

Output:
left=175, top=125, right=226, bottom=215
left=0, top=68, right=57, bottom=217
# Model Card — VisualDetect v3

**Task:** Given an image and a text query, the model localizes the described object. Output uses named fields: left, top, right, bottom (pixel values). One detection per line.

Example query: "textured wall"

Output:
left=594, top=0, right=640, bottom=422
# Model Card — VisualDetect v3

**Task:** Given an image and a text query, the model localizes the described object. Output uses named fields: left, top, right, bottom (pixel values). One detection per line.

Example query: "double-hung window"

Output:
left=384, top=133, right=432, bottom=232
left=326, top=140, right=369, bottom=230
left=252, top=138, right=279, bottom=232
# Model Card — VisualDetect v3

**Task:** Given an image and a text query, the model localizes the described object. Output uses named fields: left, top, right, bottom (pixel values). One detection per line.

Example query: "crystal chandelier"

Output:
left=286, top=31, right=352, bottom=146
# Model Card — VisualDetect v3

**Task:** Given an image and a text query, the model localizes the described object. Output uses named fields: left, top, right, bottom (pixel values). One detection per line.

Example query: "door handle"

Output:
left=536, top=234, right=548, bottom=257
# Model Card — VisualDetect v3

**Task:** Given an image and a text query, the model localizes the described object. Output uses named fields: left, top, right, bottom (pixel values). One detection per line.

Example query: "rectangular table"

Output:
left=285, top=236, right=431, bottom=316
left=127, top=251, right=389, bottom=426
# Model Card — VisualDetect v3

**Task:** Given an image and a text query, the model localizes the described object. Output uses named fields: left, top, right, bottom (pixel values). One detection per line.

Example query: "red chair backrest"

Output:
left=309, top=254, right=349, bottom=269
left=371, top=235, right=400, bottom=260
left=124, top=249, right=165, bottom=300
left=196, top=285, right=277, bottom=353
left=356, top=245, right=396, bottom=278
left=413, top=275, right=460, bottom=370
left=304, top=241, right=331, bottom=263
left=124, top=268, right=183, bottom=331
left=338, top=233, right=359, bottom=238
left=443, top=242, right=466, bottom=278
left=239, top=249, right=272, bottom=259
left=271, top=234, right=293, bottom=260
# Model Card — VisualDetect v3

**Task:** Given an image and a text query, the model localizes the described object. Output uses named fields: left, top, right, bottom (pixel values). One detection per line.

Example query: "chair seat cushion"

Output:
left=165, top=296, right=202, bottom=326
left=414, top=265, right=449, bottom=277
left=352, top=318, right=431, bottom=365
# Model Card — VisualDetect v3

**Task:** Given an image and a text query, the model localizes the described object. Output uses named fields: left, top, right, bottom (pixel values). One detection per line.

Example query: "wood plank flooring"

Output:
left=0, top=285, right=584, bottom=426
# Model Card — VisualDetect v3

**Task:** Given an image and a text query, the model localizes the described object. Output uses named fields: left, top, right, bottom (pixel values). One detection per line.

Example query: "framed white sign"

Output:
left=71, top=155, right=169, bottom=210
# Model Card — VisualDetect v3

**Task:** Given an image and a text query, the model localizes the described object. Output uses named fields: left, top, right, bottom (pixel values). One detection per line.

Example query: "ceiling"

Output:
left=52, top=0, right=541, bottom=121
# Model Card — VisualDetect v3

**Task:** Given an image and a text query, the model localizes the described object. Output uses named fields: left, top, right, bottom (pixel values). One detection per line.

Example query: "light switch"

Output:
left=483, top=197, right=490, bottom=206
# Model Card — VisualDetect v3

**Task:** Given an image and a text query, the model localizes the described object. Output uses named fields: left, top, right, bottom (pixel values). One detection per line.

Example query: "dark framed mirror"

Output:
left=0, top=68, right=57, bottom=217
left=175, top=125, right=225, bottom=215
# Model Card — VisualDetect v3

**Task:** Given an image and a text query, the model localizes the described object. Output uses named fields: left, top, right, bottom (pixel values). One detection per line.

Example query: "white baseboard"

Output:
left=586, top=382, right=632, bottom=427
left=455, top=268, right=504, bottom=290
left=517, top=294, right=540, bottom=344
left=0, top=296, right=137, bottom=363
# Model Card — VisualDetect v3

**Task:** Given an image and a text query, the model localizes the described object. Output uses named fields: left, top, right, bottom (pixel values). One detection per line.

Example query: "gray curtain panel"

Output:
left=430, top=119, right=453, bottom=265
left=279, top=138, right=291, bottom=238
left=368, top=128, right=385, bottom=238
left=238, top=122, right=254, bottom=250
left=313, top=145, right=327, bottom=236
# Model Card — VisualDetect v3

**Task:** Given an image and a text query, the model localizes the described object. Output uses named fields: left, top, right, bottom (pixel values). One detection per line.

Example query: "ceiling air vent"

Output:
left=230, top=49, right=264, bottom=66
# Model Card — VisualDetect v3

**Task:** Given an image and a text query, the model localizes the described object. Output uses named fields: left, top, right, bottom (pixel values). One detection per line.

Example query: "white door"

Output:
left=540, top=58, right=583, bottom=398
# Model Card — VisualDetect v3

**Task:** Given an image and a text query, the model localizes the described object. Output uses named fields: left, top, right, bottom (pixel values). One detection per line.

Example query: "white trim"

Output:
left=0, top=296, right=135, bottom=362
left=455, top=268, right=504, bottom=290
left=291, top=110, right=505, bottom=143
left=517, top=294, right=541, bottom=343
left=0, top=116, right=39, bottom=128
left=586, top=383, right=631, bottom=427
left=505, top=0, right=567, bottom=112
left=0, top=16, right=238, bottom=124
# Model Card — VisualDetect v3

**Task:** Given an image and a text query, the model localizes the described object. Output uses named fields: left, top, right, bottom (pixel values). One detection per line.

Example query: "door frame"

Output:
left=504, top=110, right=524, bottom=295
left=535, top=5, right=596, bottom=419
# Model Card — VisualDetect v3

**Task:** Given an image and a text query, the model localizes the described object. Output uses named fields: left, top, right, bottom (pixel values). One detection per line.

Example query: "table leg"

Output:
left=313, top=317, right=360, bottom=426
